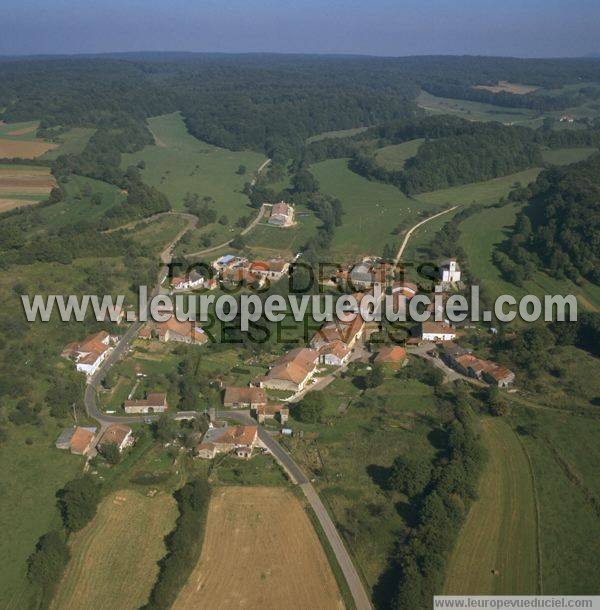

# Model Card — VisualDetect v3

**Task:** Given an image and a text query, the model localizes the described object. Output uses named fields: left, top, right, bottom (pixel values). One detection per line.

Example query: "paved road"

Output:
left=219, top=411, right=372, bottom=610
left=394, top=205, right=459, bottom=265
left=184, top=202, right=271, bottom=258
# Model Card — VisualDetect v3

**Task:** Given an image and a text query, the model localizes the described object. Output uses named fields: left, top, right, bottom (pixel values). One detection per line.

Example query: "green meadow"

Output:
left=311, top=158, right=438, bottom=260
left=417, top=90, right=540, bottom=125
left=541, top=147, right=598, bottom=166
left=0, top=120, right=40, bottom=140
left=121, top=112, right=266, bottom=241
left=306, top=126, right=368, bottom=143
left=41, top=127, right=95, bottom=159
left=373, top=138, right=424, bottom=170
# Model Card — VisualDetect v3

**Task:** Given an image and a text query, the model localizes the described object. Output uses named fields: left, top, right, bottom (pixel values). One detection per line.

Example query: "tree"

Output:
left=101, top=442, right=121, bottom=464
left=293, top=393, right=324, bottom=423
left=218, top=214, right=228, bottom=225
left=230, top=235, right=246, bottom=250
left=154, top=413, right=178, bottom=443
left=389, top=455, right=431, bottom=497
left=57, top=476, right=101, bottom=532
left=365, top=363, right=385, bottom=388
left=236, top=165, right=247, bottom=175
left=27, top=531, right=70, bottom=600
left=486, top=387, right=510, bottom=416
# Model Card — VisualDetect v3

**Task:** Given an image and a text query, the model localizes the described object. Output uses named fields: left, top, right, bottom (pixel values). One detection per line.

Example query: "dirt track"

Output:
left=172, top=486, right=345, bottom=610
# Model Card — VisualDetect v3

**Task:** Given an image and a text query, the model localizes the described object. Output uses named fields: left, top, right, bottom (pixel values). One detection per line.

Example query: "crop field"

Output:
left=311, top=158, right=437, bottom=261
left=417, top=90, right=539, bottom=125
left=0, top=121, right=58, bottom=158
left=443, top=418, right=538, bottom=595
left=541, top=147, right=597, bottom=166
left=172, top=486, right=344, bottom=610
left=51, top=489, right=178, bottom=610
left=0, top=165, right=56, bottom=203
left=456, top=201, right=600, bottom=312
left=473, top=81, right=539, bottom=95
left=373, top=138, right=425, bottom=170
left=121, top=112, right=265, bottom=243
left=510, top=406, right=600, bottom=594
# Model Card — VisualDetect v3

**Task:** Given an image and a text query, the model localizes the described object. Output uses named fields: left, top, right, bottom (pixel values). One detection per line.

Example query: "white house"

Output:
left=421, top=321, right=457, bottom=342
left=440, top=259, right=461, bottom=284
left=171, top=270, right=205, bottom=292
left=61, top=331, right=113, bottom=376
left=268, top=201, right=295, bottom=227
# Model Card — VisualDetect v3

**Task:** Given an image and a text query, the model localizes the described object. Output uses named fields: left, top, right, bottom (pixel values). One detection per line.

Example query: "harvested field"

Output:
left=0, top=166, right=55, bottom=197
left=173, top=486, right=344, bottom=610
left=0, top=139, right=57, bottom=158
left=0, top=198, right=38, bottom=213
left=51, top=489, right=178, bottom=610
left=473, top=81, right=539, bottom=95
left=443, top=418, right=538, bottom=595
left=6, top=125, right=37, bottom=137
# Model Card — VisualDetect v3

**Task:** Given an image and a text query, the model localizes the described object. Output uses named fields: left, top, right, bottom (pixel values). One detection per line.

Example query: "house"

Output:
left=98, top=424, right=134, bottom=453
left=482, top=364, right=515, bottom=388
left=62, top=331, right=113, bottom=376
left=97, top=305, right=125, bottom=324
left=221, top=266, right=265, bottom=288
left=155, top=318, right=207, bottom=345
left=560, top=114, right=575, bottom=123
left=223, top=386, right=267, bottom=409
left=171, top=270, right=206, bottom=292
left=124, top=392, right=168, bottom=414
left=252, top=403, right=289, bottom=424
left=249, top=258, right=290, bottom=281
left=440, top=259, right=461, bottom=284
left=421, top=321, right=457, bottom=342
left=56, top=426, right=97, bottom=455
left=70, top=427, right=97, bottom=455
left=268, top=201, right=295, bottom=227
left=319, top=340, right=351, bottom=366
left=196, top=424, right=260, bottom=459
left=212, top=254, right=238, bottom=271
left=258, top=348, right=318, bottom=393
left=374, top=345, right=408, bottom=367
left=345, top=260, right=389, bottom=290
left=311, top=316, right=364, bottom=352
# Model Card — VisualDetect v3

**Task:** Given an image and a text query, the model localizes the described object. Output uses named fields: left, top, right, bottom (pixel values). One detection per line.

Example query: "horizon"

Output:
left=2, top=0, right=600, bottom=58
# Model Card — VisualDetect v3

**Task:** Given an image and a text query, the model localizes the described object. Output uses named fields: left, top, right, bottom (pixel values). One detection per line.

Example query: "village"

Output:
left=58, top=239, right=515, bottom=465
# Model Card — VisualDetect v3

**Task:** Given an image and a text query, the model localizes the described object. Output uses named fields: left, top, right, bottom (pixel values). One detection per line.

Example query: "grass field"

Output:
left=285, top=374, right=440, bottom=592
left=0, top=121, right=58, bottom=158
left=0, top=423, right=83, bottom=610
left=417, top=90, right=539, bottom=125
left=311, top=158, right=438, bottom=260
left=172, top=486, right=344, bottom=610
left=51, top=489, right=178, bottom=610
left=41, top=127, right=95, bottom=160
left=510, top=406, right=600, bottom=594
left=443, top=418, right=538, bottom=594
left=541, top=147, right=597, bottom=166
left=457, top=201, right=600, bottom=312
left=373, top=138, right=424, bottom=170
left=473, top=81, right=539, bottom=95
left=306, top=126, right=368, bottom=143
left=0, top=164, right=56, bottom=202
left=121, top=112, right=265, bottom=245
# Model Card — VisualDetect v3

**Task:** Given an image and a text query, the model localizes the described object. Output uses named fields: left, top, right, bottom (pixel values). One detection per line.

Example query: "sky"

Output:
left=1, top=0, right=599, bottom=58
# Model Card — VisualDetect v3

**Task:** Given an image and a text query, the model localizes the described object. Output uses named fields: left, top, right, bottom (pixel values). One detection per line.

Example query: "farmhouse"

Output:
left=268, top=201, right=295, bottom=227
left=340, top=259, right=389, bottom=291
left=223, top=386, right=267, bottom=409
left=212, top=254, right=247, bottom=272
left=441, top=343, right=515, bottom=388
left=170, top=270, right=206, bottom=291
left=252, top=403, right=289, bottom=424
left=258, top=347, right=318, bottom=392
left=155, top=318, right=207, bottom=345
left=56, top=426, right=97, bottom=455
left=310, top=315, right=364, bottom=366
left=196, top=424, right=260, bottom=459
left=249, top=258, right=290, bottom=281
left=440, top=258, right=461, bottom=284
left=221, top=266, right=265, bottom=288
left=318, top=340, right=351, bottom=366
left=374, top=345, right=408, bottom=367
left=124, top=392, right=168, bottom=414
left=61, top=331, right=113, bottom=376
left=421, top=321, right=457, bottom=342
left=98, top=424, right=134, bottom=453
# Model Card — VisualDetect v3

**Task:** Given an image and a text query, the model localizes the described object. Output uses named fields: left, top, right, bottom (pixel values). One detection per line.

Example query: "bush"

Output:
left=57, top=476, right=101, bottom=532
left=27, top=530, right=70, bottom=609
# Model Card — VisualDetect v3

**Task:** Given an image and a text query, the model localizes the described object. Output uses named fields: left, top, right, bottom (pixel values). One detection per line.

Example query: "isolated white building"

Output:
left=440, top=259, right=461, bottom=284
